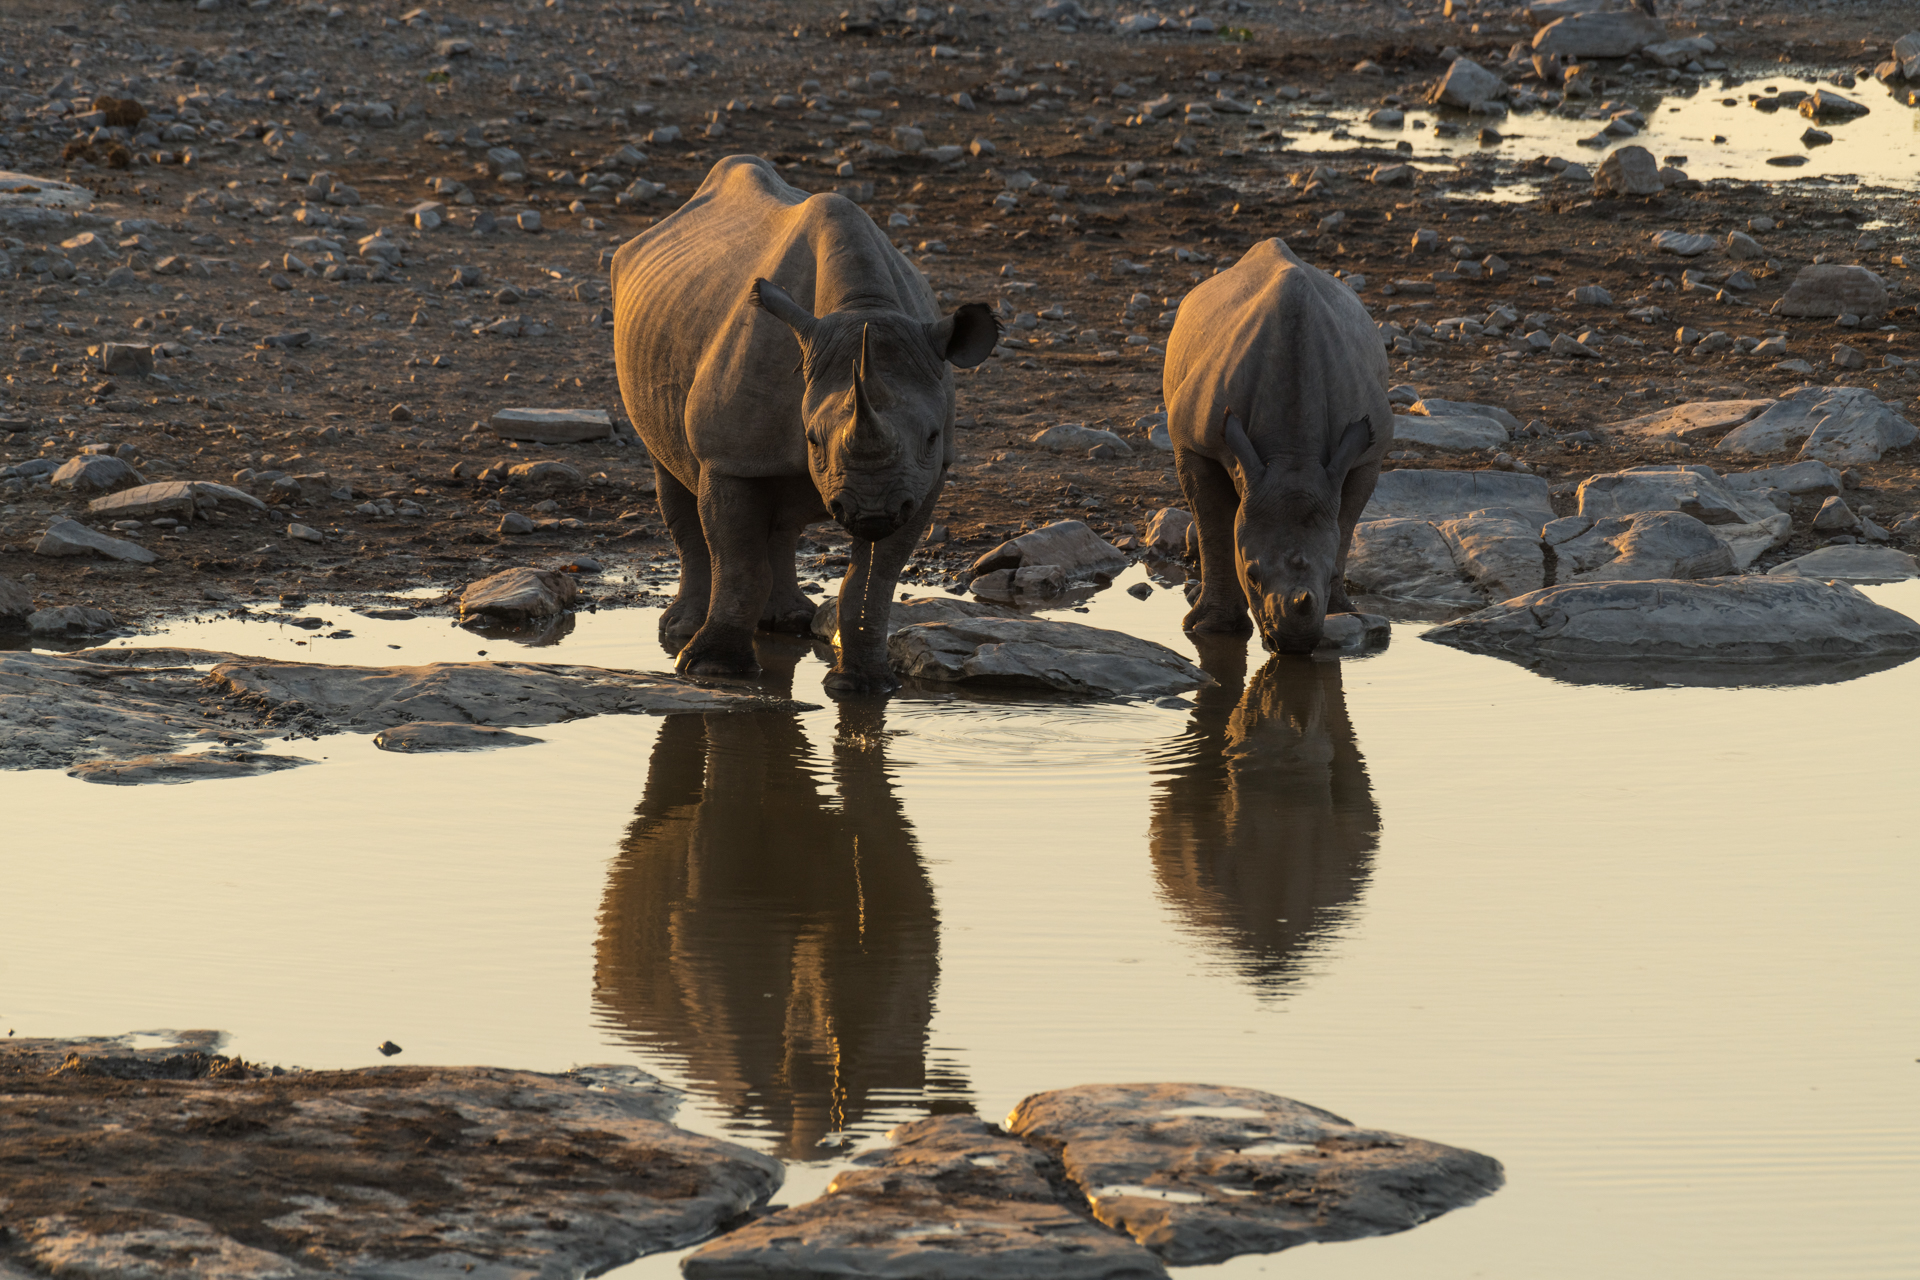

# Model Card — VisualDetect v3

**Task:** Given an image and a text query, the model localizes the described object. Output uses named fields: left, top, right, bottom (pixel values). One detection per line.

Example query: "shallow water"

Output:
left=6, top=568, right=1919, bottom=1278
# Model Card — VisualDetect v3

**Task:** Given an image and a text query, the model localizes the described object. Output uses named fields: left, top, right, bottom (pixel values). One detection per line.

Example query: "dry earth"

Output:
left=1, top=0, right=1917, bottom=638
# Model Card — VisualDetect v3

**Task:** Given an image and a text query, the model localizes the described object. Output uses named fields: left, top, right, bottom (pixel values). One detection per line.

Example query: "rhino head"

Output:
left=754, top=278, right=997, bottom=541
left=1221, top=409, right=1374, bottom=653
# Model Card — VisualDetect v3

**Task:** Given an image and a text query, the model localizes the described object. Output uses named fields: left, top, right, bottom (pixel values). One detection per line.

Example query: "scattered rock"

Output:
left=499, top=511, right=536, bottom=534
left=1423, top=576, right=1920, bottom=684
left=970, top=519, right=1128, bottom=583
left=1576, top=465, right=1784, bottom=527
left=1771, top=545, right=1918, bottom=581
left=287, top=522, right=325, bottom=544
left=372, top=721, right=545, bottom=751
left=1651, top=230, right=1716, bottom=257
left=1315, top=612, right=1392, bottom=654
left=69, top=750, right=311, bottom=784
left=1722, top=459, right=1842, bottom=499
left=51, top=454, right=145, bottom=492
left=1429, top=57, right=1505, bottom=108
left=89, top=480, right=268, bottom=520
left=1361, top=469, right=1554, bottom=528
left=1392, top=413, right=1508, bottom=452
left=489, top=407, right=614, bottom=443
left=33, top=519, right=159, bottom=565
left=0, top=576, right=32, bottom=631
left=1592, top=144, right=1664, bottom=196
left=459, top=567, right=579, bottom=623
left=1726, top=230, right=1767, bottom=259
left=1556, top=510, right=1735, bottom=581
left=1143, top=506, right=1193, bottom=556
left=1409, top=398, right=1524, bottom=432
left=1774, top=264, right=1889, bottom=318
left=1531, top=8, right=1664, bottom=58
left=1031, top=422, right=1133, bottom=456
left=889, top=616, right=1211, bottom=697
left=27, top=605, right=117, bottom=634
left=685, top=1115, right=1171, bottom=1280
left=1811, top=494, right=1858, bottom=532
left=1715, top=385, right=1918, bottom=464
left=99, top=342, right=155, bottom=377
left=1005, top=1083, right=1503, bottom=1267
left=810, top=593, right=1020, bottom=642
left=1799, top=89, right=1870, bottom=119
left=970, top=563, right=1069, bottom=602
left=1602, top=400, right=1773, bottom=444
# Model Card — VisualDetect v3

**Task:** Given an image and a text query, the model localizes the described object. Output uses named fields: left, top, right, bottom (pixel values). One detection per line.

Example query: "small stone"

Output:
left=1811, top=495, right=1858, bottom=532
left=499, top=511, right=535, bottom=534
left=1142, top=507, right=1193, bottom=557
left=1127, top=581, right=1154, bottom=600
left=51, top=455, right=144, bottom=492
left=389, top=403, right=414, bottom=422
left=27, top=605, right=117, bottom=635
left=287, top=523, right=324, bottom=543
left=1592, top=145, right=1664, bottom=196
left=516, top=210, right=542, bottom=232
left=99, top=342, right=155, bottom=376
left=1651, top=230, right=1715, bottom=257
left=489, top=407, right=614, bottom=443
left=1570, top=285, right=1613, bottom=306
left=1429, top=57, right=1505, bottom=108
left=460, top=566, right=579, bottom=623
left=1831, top=344, right=1867, bottom=370
left=890, top=616, right=1210, bottom=697
left=373, top=722, right=544, bottom=751
left=1727, top=231, right=1766, bottom=260
left=1775, top=264, right=1889, bottom=318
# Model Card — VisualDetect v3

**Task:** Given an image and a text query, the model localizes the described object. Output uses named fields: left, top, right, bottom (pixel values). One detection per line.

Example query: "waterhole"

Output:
left=5, top=567, right=1918, bottom=1279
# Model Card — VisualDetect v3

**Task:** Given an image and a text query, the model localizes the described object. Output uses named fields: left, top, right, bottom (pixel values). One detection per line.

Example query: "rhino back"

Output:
left=612, top=155, right=940, bottom=484
left=1165, top=238, right=1391, bottom=467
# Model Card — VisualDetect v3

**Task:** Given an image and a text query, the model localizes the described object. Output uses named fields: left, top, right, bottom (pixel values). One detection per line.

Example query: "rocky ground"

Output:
left=1, top=0, right=1917, bottom=641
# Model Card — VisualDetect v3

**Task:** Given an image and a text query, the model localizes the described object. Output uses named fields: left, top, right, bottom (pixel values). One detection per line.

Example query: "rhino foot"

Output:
left=759, top=598, right=818, bottom=636
left=660, top=597, right=707, bottom=641
left=823, top=666, right=900, bottom=697
left=675, top=629, right=760, bottom=678
left=1182, top=600, right=1253, bottom=635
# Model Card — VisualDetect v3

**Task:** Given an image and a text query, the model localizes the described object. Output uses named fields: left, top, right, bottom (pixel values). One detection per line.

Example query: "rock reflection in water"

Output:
left=1151, top=638, right=1380, bottom=993
left=593, top=645, right=953, bottom=1159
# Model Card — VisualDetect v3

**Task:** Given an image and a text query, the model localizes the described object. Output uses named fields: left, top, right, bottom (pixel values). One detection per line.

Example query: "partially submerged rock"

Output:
left=69, top=750, right=311, bottom=784
left=0, top=1035, right=782, bottom=1280
left=1770, top=545, right=1919, bottom=582
left=810, top=593, right=1020, bottom=643
left=685, top=1116, right=1170, bottom=1280
left=1006, top=1083, right=1503, bottom=1266
left=1360, top=469, right=1553, bottom=528
left=1715, top=386, right=1917, bottom=465
left=889, top=616, right=1211, bottom=697
left=459, top=566, right=579, bottom=623
left=372, top=721, right=546, bottom=751
left=970, top=519, right=1128, bottom=583
left=1423, top=577, right=1920, bottom=685
left=1602, top=399, right=1772, bottom=444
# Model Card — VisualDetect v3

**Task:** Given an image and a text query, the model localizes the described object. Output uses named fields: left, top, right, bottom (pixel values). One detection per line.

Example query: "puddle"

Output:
left=5, top=568, right=1919, bottom=1279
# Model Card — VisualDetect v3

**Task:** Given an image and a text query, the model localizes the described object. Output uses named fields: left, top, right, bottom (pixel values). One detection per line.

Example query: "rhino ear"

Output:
left=751, top=277, right=816, bottom=341
left=925, top=302, right=998, bottom=369
left=1222, top=408, right=1266, bottom=488
left=1324, top=414, right=1374, bottom=490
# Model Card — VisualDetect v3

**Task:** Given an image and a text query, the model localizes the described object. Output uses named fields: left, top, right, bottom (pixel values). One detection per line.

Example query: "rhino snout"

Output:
left=1257, top=588, right=1324, bottom=654
left=831, top=493, right=915, bottom=542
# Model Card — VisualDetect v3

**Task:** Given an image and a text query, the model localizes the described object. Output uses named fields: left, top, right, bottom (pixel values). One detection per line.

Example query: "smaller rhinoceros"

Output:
left=611, top=156, right=996, bottom=692
left=1163, top=238, right=1392, bottom=652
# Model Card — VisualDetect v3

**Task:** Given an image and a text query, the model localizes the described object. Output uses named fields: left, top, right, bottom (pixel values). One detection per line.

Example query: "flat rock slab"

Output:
left=89, top=480, right=268, bottom=519
left=1391, top=413, right=1508, bottom=452
left=1346, top=519, right=1481, bottom=605
left=34, top=518, right=158, bottom=564
left=489, top=407, right=614, bottom=443
left=68, top=750, right=312, bottom=785
left=1771, top=545, right=1920, bottom=582
left=0, top=1036, right=781, bottom=1280
left=373, top=721, right=546, bottom=751
left=1603, top=400, right=1772, bottom=444
left=970, top=519, right=1128, bottom=582
left=1423, top=577, right=1920, bottom=685
left=459, top=567, right=579, bottom=624
left=685, top=1116, right=1170, bottom=1280
left=1434, top=512, right=1545, bottom=601
left=0, top=170, right=95, bottom=209
left=1715, top=385, right=1917, bottom=464
left=1576, top=466, right=1781, bottom=527
left=1032, top=422, right=1134, bottom=456
left=1557, top=511, right=1734, bottom=581
left=0, top=649, right=269, bottom=772
left=1361, top=470, right=1553, bottom=529
left=811, top=593, right=1021, bottom=643
left=1723, top=459, right=1841, bottom=498
left=1006, top=1083, right=1503, bottom=1267
left=889, top=617, right=1211, bottom=697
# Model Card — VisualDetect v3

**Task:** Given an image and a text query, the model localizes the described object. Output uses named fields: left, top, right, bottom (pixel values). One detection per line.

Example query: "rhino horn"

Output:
left=845, top=328, right=900, bottom=462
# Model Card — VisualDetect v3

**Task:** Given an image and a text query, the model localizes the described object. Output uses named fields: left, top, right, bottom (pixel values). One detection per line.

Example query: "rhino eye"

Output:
left=806, top=431, right=821, bottom=448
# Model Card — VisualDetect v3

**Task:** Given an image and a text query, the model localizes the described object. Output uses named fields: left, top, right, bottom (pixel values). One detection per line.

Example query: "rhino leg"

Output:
left=656, top=463, right=712, bottom=642
left=677, top=472, right=777, bottom=677
left=826, top=472, right=943, bottom=695
left=759, top=482, right=823, bottom=635
left=1329, top=455, right=1382, bottom=615
left=1175, top=449, right=1252, bottom=635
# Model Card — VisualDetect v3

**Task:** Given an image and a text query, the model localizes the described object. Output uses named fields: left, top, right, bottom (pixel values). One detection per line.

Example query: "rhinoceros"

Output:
left=1163, top=238, right=1391, bottom=652
left=612, top=155, right=997, bottom=691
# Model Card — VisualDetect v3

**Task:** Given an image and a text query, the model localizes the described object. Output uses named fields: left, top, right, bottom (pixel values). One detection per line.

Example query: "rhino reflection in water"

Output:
left=593, top=690, right=951, bottom=1159
left=1151, top=638, right=1380, bottom=991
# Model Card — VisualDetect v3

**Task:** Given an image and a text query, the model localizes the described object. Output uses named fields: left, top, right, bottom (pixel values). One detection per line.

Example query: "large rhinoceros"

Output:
left=612, top=155, right=996, bottom=692
left=1164, top=238, right=1392, bottom=652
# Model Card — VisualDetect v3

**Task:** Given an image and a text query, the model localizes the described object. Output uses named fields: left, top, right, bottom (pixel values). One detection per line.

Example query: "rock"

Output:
left=0, top=169, right=95, bottom=212
left=372, top=721, right=545, bottom=751
left=1409, top=398, right=1524, bottom=432
left=810, top=593, right=1020, bottom=642
left=1774, top=264, right=1889, bottom=318
left=0, top=1037, right=782, bottom=1277
left=1897, top=31, right=1920, bottom=80
left=1005, top=1083, right=1503, bottom=1267
left=1435, top=512, right=1546, bottom=600
left=1811, top=495, right=1858, bottom=532
left=287, top=522, right=325, bottom=544
left=1832, top=344, right=1867, bottom=371
left=100, top=342, right=155, bottom=376
left=1715, top=385, right=1918, bottom=464
left=1144, top=507, right=1193, bottom=556
left=1550, top=333, right=1598, bottom=358
left=489, top=407, right=614, bottom=443
left=1032, top=422, right=1133, bottom=456
left=685, top=1115, right=1171, bottom=1280
left=1533, top=8, right=1664, bottom=58
left=51, top=455, right=145, bottom=492
left=499, top=511, right=535, bottom=534
left=971, top=564, right=1069, bottom=602
left=1346, top=519, right=1481, bottom=604
left=69, top=750, right=311, bottom=784
left=970, top=519, right=1127, bottom=583
left=33, top=519, right=158, bottom=564
left=27, top=605, right=117, bottom=635
left=1722, top=459, right=1842, bottom=499
left=1429, top=57, right=1505, bottom=108
left=1576, top=465, right=1783, bottom=527
left=1772, top=545, right=1919, bottom=581
left=1557, top=511, right=1736, bottom=581
left=1392, top=413, right=1508, bottom=451
left=1570, top=285, right=1613, bottom=306
left=1592, top=145, right=1664, bottom=196
left=89, top=480, right=268, bottom=519
left=1602, top=399, right=1773, bottom=444
left=507, top=460, right=584, bottom=485
left=1316, top=612, right=1392, bottom=654
left=1799, top=89, right=1870, bottom=119
left=1423, top=577, right=1920, bottom=684
left=459, top=567, right=579, bottom=623
left=889, top=616, right=1211, bottom=697
left=1362, top=469, right=1554, bottom=528
left=0, top=576, right=31, bottom=631
left=1651, top=230, right=1716, bottom=256
left=1726, top=230, right=1767, bottom=259
left=1641, top=35, right=1717, bottom=67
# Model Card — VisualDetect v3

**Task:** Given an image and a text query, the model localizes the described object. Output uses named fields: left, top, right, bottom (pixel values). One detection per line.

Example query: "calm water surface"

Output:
left=5, top=568, right=1917, bottom=1278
